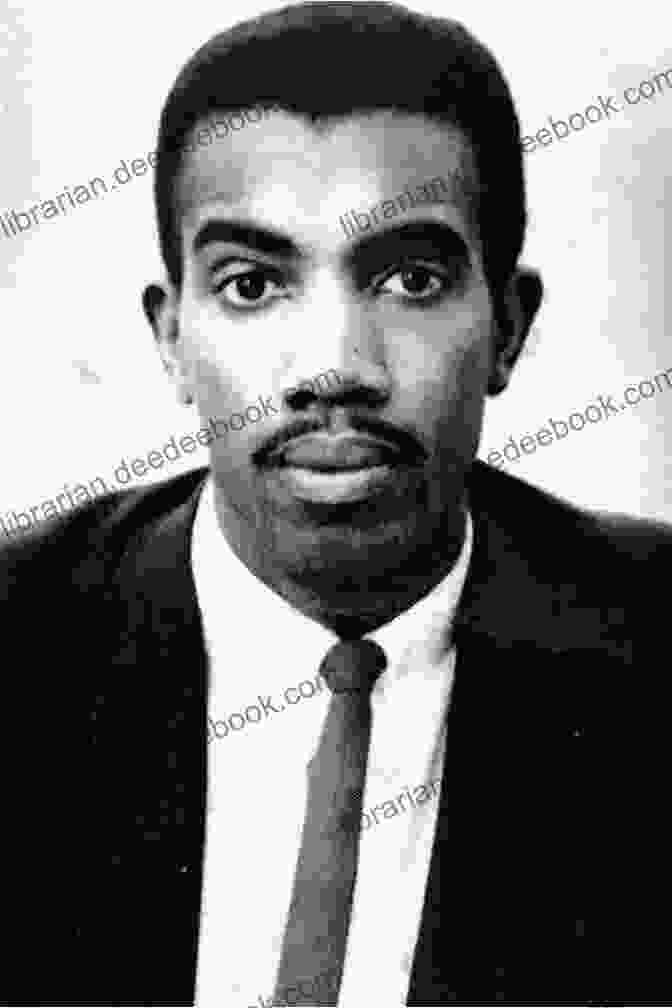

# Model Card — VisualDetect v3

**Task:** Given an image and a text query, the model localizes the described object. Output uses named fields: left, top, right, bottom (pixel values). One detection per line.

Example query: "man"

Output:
left=2, top=3, right=671, bottom=1005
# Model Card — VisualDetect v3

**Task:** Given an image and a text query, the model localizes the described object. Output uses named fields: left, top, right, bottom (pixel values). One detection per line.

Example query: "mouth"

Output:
left=273, top=433, right=404, bottom=471
left=266, top=433, right=422, bottom=503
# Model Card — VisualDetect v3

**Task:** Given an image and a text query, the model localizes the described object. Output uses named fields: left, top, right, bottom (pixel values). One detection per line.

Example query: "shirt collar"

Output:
left=192, top=475, right=473, bottom=677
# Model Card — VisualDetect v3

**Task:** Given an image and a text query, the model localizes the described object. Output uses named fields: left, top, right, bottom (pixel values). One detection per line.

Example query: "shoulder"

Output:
left=0, top=467, right=209, bottom=601
left=468, top=461, right=671, bottom=647
left=471, top=459, right=672, bottom=560
left=584, top=505, right=672, bottom=555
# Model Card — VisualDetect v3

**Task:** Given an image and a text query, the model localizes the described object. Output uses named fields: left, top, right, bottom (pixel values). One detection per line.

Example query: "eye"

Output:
left=212, top=263, right=287, bottom=309
left=376, top=264, right=454, bottom=302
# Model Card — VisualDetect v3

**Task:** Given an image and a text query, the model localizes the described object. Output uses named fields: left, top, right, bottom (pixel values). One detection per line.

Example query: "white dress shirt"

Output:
left=192, top=477, right=473, bottom=1007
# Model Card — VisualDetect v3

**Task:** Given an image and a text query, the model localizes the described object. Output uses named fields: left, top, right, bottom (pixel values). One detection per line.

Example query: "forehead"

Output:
left=177, top=109, right=479, bottom=249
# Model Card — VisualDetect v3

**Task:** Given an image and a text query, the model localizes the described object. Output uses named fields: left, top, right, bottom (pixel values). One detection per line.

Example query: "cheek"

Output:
left=178, top=301, right=271, bottom=408
left=395, top=309, right=490, bottom=399
left=192, top=359, right=242, bottom=416
left=386, top=284, right=491, bottom=376
left=402, top=339, right=490, bottom=449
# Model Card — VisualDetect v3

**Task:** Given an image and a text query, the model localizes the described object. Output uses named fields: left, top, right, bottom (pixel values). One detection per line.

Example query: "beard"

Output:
left=211, top=444, right=468, bottom=634
left=247, top=461, right=464, bottom=604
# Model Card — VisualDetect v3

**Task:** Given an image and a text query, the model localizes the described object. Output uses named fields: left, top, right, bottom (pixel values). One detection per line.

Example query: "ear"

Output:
left=142, top=281, right=194, bottom=406
left=487, top=266, right=543, bottom=396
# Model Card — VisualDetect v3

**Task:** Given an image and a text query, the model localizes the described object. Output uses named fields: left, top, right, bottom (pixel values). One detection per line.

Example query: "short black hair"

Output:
left=154, top=1, right=526, bottom=297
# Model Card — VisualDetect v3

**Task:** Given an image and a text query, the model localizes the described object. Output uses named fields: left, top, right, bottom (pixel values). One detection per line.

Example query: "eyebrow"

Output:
left=344, top=220, right=471, bottom=269
left=192, top=219, right=300, bottom=259
left=191, top=217, right=471, bottom=270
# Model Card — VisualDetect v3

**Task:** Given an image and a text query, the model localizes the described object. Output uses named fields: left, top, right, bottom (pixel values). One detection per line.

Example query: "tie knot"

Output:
left=319, top=639, right=387, bottom=694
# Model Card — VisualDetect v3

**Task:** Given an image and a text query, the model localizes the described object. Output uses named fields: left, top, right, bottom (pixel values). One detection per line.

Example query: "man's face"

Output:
left=157, top=110, right=499, bottom=586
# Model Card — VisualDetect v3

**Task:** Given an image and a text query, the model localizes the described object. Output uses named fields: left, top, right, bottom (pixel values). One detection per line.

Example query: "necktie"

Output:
left=272, top=639, right=387, bottom=1007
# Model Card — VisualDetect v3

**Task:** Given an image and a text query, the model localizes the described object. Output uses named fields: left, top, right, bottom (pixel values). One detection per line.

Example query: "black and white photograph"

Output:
left=2, top=1, right=671, bottom=1004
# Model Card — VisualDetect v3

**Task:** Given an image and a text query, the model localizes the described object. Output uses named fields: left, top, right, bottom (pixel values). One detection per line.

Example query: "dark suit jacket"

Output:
left=2, top=460, right=671, bottom=1005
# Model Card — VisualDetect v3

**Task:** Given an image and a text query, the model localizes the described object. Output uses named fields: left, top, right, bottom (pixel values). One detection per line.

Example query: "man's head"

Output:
left=143, top=2, right=542, bottom=626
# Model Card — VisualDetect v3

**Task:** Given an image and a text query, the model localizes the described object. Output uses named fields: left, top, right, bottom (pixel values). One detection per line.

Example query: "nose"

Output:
left=281, top=277, right=392, bottom=413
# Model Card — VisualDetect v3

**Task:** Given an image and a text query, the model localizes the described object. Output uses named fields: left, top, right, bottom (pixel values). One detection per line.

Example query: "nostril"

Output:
left=282, top=369, right=388, bottom=412
left=285, top=384, right=316, bottom=410
left=284, top=377, right=320, bottom=400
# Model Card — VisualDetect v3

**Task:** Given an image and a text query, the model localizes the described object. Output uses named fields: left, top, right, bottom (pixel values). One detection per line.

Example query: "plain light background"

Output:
left=1, top=0, right=671, bottom=520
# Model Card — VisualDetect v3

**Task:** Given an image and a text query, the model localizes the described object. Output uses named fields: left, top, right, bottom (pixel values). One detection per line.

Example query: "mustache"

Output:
left=252, top=413, right=428, bottom=467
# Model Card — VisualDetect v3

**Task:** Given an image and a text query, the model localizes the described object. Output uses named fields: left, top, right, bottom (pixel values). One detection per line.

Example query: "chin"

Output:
left=269, top=510, right=429, bottom=587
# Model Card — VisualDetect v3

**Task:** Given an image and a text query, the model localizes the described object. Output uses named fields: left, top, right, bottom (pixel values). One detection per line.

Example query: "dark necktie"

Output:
left=272, top=639, right=387, bottom=1007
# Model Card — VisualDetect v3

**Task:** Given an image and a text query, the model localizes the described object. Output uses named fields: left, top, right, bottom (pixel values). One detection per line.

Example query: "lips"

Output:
left=274, top=434, right=403, bottom=471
